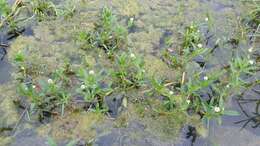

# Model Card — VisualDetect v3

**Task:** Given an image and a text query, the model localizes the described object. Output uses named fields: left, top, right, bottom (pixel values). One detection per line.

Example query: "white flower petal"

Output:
left=203, top=76, right=208, bottom=81
left=130, top=53, right=136, bottom=58
left=249, top=60, right=254, bottom=65
left=48, top=79, right=54, bottom=84
left=197, top=44, right=203, bottom=48
left=89, top=70, right=95, bottom=75
left=214, top=106, right=221, bottom=113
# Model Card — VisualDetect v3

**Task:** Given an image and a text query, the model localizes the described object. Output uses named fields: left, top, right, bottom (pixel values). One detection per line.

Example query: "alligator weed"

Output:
left=47, top=137, right=77, bottom=146
left=2, top=1, right=260, bottom=145
left=77, top=68, right=112, bottom=113
left=28, top=0, right=58, bottom=21
left=75, top=7, right=128, bottom=58
left=162, top=22, right=209, bottom=69
left=0, top=0, right=11, bottom=17
left=17, top=77, right=72, bottom=120
left=0, top=0, right=75, bottom=36
left=158, top=21, right=259, bottom=126
left=111, top=52, right=145, bottom=89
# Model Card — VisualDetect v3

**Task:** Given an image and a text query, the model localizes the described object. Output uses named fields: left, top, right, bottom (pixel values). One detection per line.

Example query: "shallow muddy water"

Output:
left=0, top=0, right=260, bottom=146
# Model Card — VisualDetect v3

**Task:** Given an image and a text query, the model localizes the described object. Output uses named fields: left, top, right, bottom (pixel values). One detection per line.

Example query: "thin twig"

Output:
left=12, top=106, right=28, bottom=136
left=0, top=44, right=9, bottom=47
left=181, top=72, right=186, bottom=85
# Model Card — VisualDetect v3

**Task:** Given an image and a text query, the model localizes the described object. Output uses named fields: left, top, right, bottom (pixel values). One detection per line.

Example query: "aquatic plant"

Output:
left=0, top=0, right=11, bottom=18
left=76, top=7, right=128, bottom=57
left=56, top=1, right=76, bottom=19
left=28, top=0, right=57, bottom=21
left=162, top=22, right=209, bottom=68
left=149, top=78, right=178, bottom=111
left=77, top=68, right=112, bottom=112
left=111, top=52, right=145, bottom=89
left=95, top=7, right=128, bottom=55
left=182, top=23, right=202, bottom=50
left=242, top=1, right=260, bottom=30
left=158, top=21, right=254, bottom=125
left=47, top=137, right=77, bottom=146
left=228, top=57, right=257, bottom=90
left=0, top=0, right=74, bottom=36
left=0, top=0, right=23, bottom=32
left=17, top=77, right=72, bottom=120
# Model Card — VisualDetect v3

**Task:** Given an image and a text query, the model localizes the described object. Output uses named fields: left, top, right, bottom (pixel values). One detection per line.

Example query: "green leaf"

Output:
left=47, top=137, right=57, bottom=146
left=66, top=140, right=77, bottom=146
left=223, top=110, right=240, bottom=116
left=217, top=117, right=222, bottom=125
left=122, top=97, right=127, bottom=108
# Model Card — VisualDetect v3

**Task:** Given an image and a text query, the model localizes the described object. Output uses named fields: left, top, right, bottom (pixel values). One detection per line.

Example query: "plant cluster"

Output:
left=155, top=22, right=258, bottom=125
left=27, top=0, right=57, bottom=21
left=0, top=0, right=11, bottom=18
left=162, top=23, right=208, bottom=68
left=111, top=52, right=146, bottom=89
left=76, top=68, right=112, bottom=112
left=11, top=4, right=259, bottom=132
left=75, top=7, right=128, bottom=57
left=17, top=78, right=71, bottom=121
left=0, top=0, right=76, bottom=34
left=242, top=1, right=260, bottom=30
left=12, top=8, right=142, bottom=120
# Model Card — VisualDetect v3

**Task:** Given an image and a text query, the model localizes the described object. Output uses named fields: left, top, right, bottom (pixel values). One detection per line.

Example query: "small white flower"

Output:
left=248, top=47, right=253, bottom=53
left=130, top=53, right=136, bottom=58
left=142, top=69, right=146, bottom=73
left=48, top=79, right=54, bottom=84
left=21, top=66, right=25, bottom=70
left=130, top=17, right=134, bottom=22
left=32, top=85, right=36, bottom=89
left=89, top=70, right=95, bottom=75
left=197, top=30, right=200, bottom=33
left=249, top=60, right=254, bottom=65
left=169, top=91, right=174, bottom=95
left=203, top=76, right=208, bottom=81
left=214, top=106, right=221, bottom=113
left=197, top=44, right=203, bottom=48
left=205, top=17, right=209, bottom=22
left=80, top=84, right=86, bottom=90
left=186, top=99, right=191, bottom=104
left=226, top=84, right=230, bottom=88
